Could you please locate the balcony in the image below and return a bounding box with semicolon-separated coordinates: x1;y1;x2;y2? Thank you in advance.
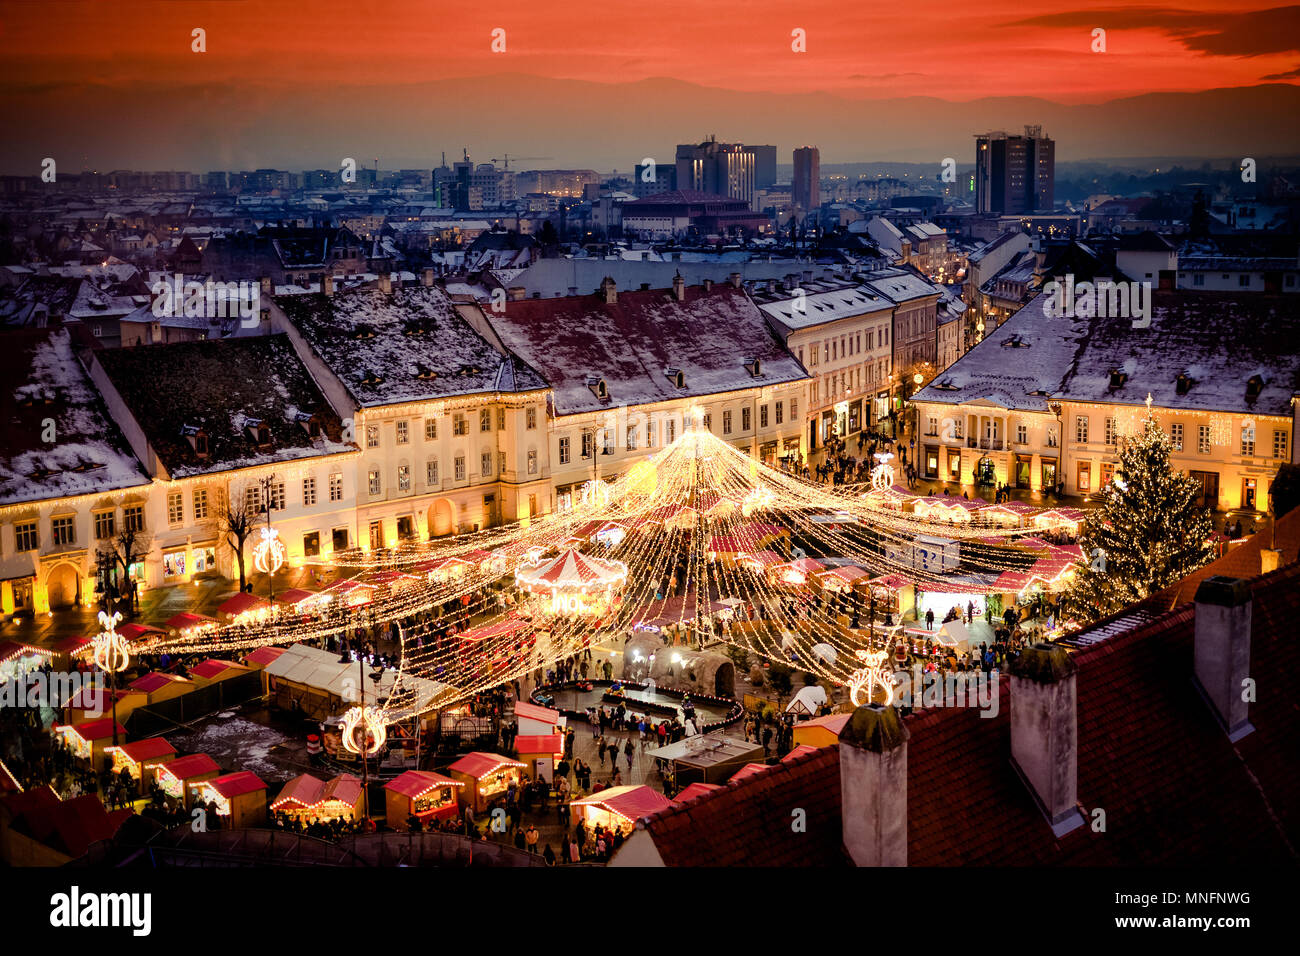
965;437;1005;451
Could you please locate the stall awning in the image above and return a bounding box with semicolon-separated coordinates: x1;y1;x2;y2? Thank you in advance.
107;738;176;764
203;770;267;799
165;611;216;630
448;752;525;778
217;592;272;617
570;784;672;821
384;770;463;798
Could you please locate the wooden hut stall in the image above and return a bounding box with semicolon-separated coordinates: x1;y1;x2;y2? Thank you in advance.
217;591;275;624
272;588;329;618
190;771;267;828
164;611;218;638
867;573;915;618
261;643;403;719
813;564;870;593
1031;507;1087;536
50;636;90;671
447;752;526;814
128;671;195;706
792;712;851;748
384;770;464;829
771;557;824;587
514;735;563;782
243;645;287;696
63;686;146;725
320;578;376;608
978;500;1039;528
568;784;672;833
650;736;764;787
105;738;176;793
149;753;219;808
736;549;785;577
0;641;52;683
270;773;362;824
54;718;127;767
188;658;251;688
514;700;565;737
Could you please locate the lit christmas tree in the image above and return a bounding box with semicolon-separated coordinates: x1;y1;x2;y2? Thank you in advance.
1063;397;1215;625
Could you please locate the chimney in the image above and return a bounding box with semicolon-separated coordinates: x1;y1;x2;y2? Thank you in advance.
600;276;617;304
672;274;686;302
259;276;272;297
323;274;335;297
508;286;526;302
839;704;909;867
702;278;713;293
422;266;435;287
1010;643;1086;837
729;271;742;289
1193;576;1254;741
1260;549;1282;574
379;272;393;295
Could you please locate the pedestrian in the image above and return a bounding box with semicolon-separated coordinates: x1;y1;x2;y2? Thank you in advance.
543;843;556;866
925;608;935;630
596;734;606;767
624;737;635;771
525;825;539;853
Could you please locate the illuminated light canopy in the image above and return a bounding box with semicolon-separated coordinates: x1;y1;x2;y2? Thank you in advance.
252;526;286;576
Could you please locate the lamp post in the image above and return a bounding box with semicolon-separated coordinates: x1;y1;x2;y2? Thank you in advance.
92;610;130;749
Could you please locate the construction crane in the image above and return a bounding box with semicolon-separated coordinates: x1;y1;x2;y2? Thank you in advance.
489;154;553;170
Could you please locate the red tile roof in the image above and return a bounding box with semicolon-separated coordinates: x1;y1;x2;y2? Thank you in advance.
4;791;127;859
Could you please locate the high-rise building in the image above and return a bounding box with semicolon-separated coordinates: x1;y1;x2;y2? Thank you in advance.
747;145;778;190
675;137;756;206
792;146;820;213
974;126;1054;215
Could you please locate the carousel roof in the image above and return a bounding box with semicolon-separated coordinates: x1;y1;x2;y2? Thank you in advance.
516;548;627;590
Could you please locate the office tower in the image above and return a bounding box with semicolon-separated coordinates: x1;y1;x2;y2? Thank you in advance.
675;136;756;205
792;146;820;212
974;126;1055;214
747;145;778;189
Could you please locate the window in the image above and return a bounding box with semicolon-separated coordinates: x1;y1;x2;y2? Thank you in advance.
453;413;468;436
303;532;320;557
603;429;614;456
332;528;349;551
329;473;343;502
581;431;594;459
167;492;183;524
1076;461;1091;493
94;510;116;540
1104;417;1116;446
425;418;437;440
927;416;939;437
427;459;439;485
244;485;261;515
527;449;538;475
775;402;784;425
498;451;506;475
1241;423;1255;457
645;421;655;448
1016;423;1028;445
1170;423;1184;451
723;410;733;434
398;464;411;491
666;419;676;442
558;437;571;465
1075;416;1089;443
760;405;769;428
366;424;380;448
397;516;415;540
790;398;798;420
302;477;317;506
193;489;208;520
742;407;752;431
1198;424;1212;454
369;520;383;551
1193;273;1205;287
15;521;37;552
368;469;382;495
1274;429;1289;461
1239;274;1250;287
1101;462;1115;486
396;420;409;444
123;504;144;532
455;456;466;481
51;515;75;547
269;480;286;511
526;406;537;430
480;409;492;432
497;408;506;430
703;412;712;432
626;426;637;451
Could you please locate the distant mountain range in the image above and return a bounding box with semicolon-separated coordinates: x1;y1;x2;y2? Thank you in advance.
3;73;1298;174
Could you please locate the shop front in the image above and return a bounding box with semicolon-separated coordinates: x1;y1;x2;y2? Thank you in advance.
385;770;464;828
923;444;940;479
448;752;527;814
1040;457;1059;495
847;399;862;435
1014;455;1033;489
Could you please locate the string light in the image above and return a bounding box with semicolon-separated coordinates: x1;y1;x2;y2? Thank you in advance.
252;527;286;576
91;611;130;673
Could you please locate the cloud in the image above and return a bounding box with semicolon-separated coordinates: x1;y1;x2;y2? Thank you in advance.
1262;63;1300;78
1008;5;1300;57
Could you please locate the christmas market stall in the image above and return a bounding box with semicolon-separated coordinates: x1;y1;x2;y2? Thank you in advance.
568;784;672;833
128;671;195;706
189;770;268;828
514;735;564;781
447;752;527;814
63;686;146;725
514;700;565;736
270;772;362;824
384;770;464;828
164;611;218;638
189;658;252;688
0;641;52;682
792;712;851;748
216;591;274;623
148;753;219;808
650;735;764;787
54;718;127;767
104;737;176;793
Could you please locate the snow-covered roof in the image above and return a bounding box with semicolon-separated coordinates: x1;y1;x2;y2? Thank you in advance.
277;284;546;408
483;282;809;416
860;266;942;304
1;328;150;506
755;282;894;332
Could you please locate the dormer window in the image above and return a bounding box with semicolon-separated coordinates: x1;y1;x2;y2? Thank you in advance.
1245;375;1263;402
744;357;762;378
1175;373;1193;396
1108;369;1127;389
352;324;377;340
414;364;438;380
195;432;209;457
256;425;271;449
360;371;384;386
664;367;685;389
587;376;609;401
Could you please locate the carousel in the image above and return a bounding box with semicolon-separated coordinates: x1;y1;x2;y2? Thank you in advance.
514;548;628;618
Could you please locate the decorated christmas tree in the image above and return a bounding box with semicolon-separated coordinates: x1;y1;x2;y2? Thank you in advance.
1063;398;1215;625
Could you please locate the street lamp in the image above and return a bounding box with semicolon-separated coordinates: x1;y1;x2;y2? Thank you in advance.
91;610;130;748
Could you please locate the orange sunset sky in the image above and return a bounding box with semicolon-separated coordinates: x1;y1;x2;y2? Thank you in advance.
2;1;1298;170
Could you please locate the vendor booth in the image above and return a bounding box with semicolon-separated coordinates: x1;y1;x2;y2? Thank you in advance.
105;737;176;793
568;784;672;833
190;771;268;828
128;671;194;706
650;736;764;787
514;734;564;781
216;591;274;623
164;611;217;637
447;752;526;813
0;641;53;682
792;712;851;748
149;753;219;807
384;770;464;828
271;773;362;824
514;700;565;736
189;658;252;687
64;686;146;725
54;718;126;766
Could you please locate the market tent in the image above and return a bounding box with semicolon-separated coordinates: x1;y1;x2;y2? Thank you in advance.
938;620;972;653
117;623;166;641
810;643;837;664
569;784;672;827
217;592;272;618
164;611;216;631
785;684;828;716
737;549;785;573
814;564;870;590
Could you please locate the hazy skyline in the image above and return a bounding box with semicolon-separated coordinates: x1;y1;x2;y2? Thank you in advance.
2;1;1298;173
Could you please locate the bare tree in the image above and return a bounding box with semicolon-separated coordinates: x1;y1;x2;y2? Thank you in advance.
216;483;256;592
98;525;152;614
